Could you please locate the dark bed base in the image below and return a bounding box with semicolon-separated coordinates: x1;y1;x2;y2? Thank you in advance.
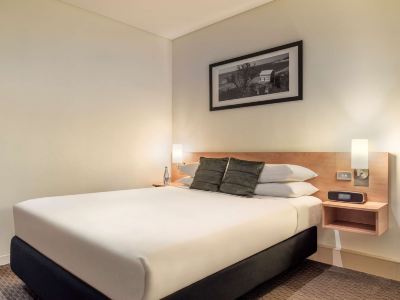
11;226;316;300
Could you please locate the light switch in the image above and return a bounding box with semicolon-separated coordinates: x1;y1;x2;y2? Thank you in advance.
337;171;352;181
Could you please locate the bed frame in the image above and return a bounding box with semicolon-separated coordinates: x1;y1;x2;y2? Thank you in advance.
11;227;316;300
14;150;387;299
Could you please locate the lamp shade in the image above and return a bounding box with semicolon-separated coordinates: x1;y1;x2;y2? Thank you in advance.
351;139;368;169
172;144;183;164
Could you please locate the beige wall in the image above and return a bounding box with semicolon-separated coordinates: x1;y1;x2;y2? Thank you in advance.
0;0;171;264
173;0;400;261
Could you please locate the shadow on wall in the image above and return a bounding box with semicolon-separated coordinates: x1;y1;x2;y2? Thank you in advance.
387;153;400;258
389;154;399;227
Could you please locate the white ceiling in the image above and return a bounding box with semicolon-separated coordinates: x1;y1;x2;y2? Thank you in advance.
60;0;275;39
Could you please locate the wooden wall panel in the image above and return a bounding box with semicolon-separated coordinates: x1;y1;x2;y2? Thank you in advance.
172;152;389;203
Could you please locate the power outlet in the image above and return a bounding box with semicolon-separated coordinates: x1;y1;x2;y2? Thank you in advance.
337;171;352;181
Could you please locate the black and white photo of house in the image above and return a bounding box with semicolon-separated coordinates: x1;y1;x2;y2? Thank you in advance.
218;53;289;101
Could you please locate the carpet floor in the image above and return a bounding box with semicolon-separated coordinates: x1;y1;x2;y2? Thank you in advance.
1;260;400;300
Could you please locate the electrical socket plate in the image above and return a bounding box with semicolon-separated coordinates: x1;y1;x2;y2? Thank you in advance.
337;171;352;181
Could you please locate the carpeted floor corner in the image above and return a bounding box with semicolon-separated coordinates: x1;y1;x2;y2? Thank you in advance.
0;264;34;300
1;260;400;300
240;260;400;299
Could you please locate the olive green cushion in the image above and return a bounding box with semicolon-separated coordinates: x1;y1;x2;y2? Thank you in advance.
219;158;265;197
190;157;229;192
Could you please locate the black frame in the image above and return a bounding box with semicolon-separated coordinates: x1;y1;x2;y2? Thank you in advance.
209;41;303;111
11;227;316;300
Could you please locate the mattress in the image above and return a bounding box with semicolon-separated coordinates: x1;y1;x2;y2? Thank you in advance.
13;187;321;300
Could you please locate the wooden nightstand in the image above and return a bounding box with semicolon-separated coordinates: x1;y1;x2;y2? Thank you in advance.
152;182;183;188
322;200;388;235
152;183;166;187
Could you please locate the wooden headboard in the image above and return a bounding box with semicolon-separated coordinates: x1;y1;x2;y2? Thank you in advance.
172;152;389;203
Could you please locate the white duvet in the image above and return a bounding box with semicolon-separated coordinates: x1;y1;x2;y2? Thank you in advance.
13;186;321;300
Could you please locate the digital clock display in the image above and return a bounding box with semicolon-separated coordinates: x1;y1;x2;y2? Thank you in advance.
338;193;351;200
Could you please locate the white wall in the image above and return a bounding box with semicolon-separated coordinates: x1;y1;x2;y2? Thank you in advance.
173;0;400;261
0;0;171;264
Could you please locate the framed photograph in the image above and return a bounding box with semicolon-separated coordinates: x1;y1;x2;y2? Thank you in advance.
209;41;303;111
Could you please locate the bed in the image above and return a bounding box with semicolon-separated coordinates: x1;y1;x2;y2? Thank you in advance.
11;186;320;300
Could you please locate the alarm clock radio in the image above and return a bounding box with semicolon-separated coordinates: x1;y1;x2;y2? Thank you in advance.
328;191;367;204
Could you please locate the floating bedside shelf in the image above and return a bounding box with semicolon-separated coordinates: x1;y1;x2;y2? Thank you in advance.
323;201;387;210
322;201;388;235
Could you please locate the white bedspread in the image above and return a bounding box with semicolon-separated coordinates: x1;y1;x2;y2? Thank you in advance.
13;187;321;300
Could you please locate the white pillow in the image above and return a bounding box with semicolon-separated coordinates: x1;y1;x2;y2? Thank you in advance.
177;176;194;186
254;182;318;198
258;164;317;183
179;163;199;177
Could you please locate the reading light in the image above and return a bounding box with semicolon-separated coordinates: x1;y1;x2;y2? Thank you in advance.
172;144;183;165
351;139;369;186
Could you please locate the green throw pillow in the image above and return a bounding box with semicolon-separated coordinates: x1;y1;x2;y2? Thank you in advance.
190;157;229;192
219;158;265;197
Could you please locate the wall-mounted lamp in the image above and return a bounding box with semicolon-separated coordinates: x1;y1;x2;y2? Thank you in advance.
351;139;369;187
172;144;183;165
